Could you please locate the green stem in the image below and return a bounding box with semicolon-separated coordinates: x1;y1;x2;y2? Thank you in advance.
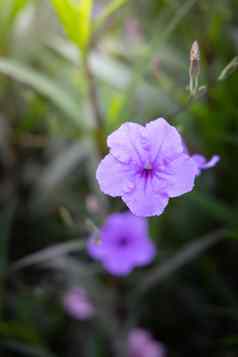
83;55;106;157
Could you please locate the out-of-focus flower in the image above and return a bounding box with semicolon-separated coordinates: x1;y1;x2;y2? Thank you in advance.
128;328;166;357
86;194;100;214
125;17;143;43
87;212;155;276
182;142;220;175
63;288;94;320
96;118;197;217
192;154;220;175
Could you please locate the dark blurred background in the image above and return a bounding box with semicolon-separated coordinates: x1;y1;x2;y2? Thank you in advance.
0;0;238;356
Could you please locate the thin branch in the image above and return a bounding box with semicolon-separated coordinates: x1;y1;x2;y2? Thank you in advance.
84;59;103;129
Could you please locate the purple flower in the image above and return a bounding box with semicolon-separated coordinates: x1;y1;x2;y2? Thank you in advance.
182;142;220;176
87;212;155;276
128;328;166;357
96;118;197;217
191;154;220;175
63;288;94;320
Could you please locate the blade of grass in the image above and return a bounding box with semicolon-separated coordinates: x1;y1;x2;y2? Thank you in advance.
0;58;81;126
33;141;89;201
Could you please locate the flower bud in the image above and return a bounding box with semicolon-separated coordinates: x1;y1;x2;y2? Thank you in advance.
189;41;200;95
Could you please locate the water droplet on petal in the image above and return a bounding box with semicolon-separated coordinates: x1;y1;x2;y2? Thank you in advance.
123;181;135;193
152;177;168;194
111;147;131;164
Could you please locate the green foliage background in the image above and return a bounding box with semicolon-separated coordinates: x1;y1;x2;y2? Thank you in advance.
0;0;238;356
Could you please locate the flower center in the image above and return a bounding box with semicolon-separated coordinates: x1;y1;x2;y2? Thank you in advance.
144;162;152;170
117;236;130;247
141;161;154;178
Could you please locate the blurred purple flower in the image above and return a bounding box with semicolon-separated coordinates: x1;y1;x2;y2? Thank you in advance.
128;328;166;357
182;142;220;175
191;154;220;175
87;212;155;276
63;288;94;320
96;118;197;217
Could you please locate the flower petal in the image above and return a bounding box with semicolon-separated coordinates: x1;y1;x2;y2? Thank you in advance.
103;253;134;276
115;211;149;238
133;237;156;265
192;154;220;169
191;154;206;167
145;118;183;162
122;175;169;217
107;122;145;165
203;155;220;168
87;234;107;260
163;153;197;197
96;153;135;197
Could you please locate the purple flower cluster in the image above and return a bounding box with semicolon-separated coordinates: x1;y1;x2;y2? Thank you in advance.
128;328;166;357
63;288;94;320
96;118;219;217
87;212;155;276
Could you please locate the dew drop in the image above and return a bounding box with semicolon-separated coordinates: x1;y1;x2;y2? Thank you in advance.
111;147;131;164
123;181;135;193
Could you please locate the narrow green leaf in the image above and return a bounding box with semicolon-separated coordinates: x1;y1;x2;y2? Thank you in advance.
0;0;30;33
50;0;93;52
136;228;228;296
0;0;31;49
10;239;85;272
218;56;238;81
50;0;80;45
95;0;129;30
0;58;81;125
77;0;93;51
7;0;30;21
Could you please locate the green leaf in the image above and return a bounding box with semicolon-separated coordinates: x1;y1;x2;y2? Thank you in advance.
0;58;81;126
0;0;31;34
6;0;30;21
95;0;129;30
77;0;93;51
50;0;93;52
